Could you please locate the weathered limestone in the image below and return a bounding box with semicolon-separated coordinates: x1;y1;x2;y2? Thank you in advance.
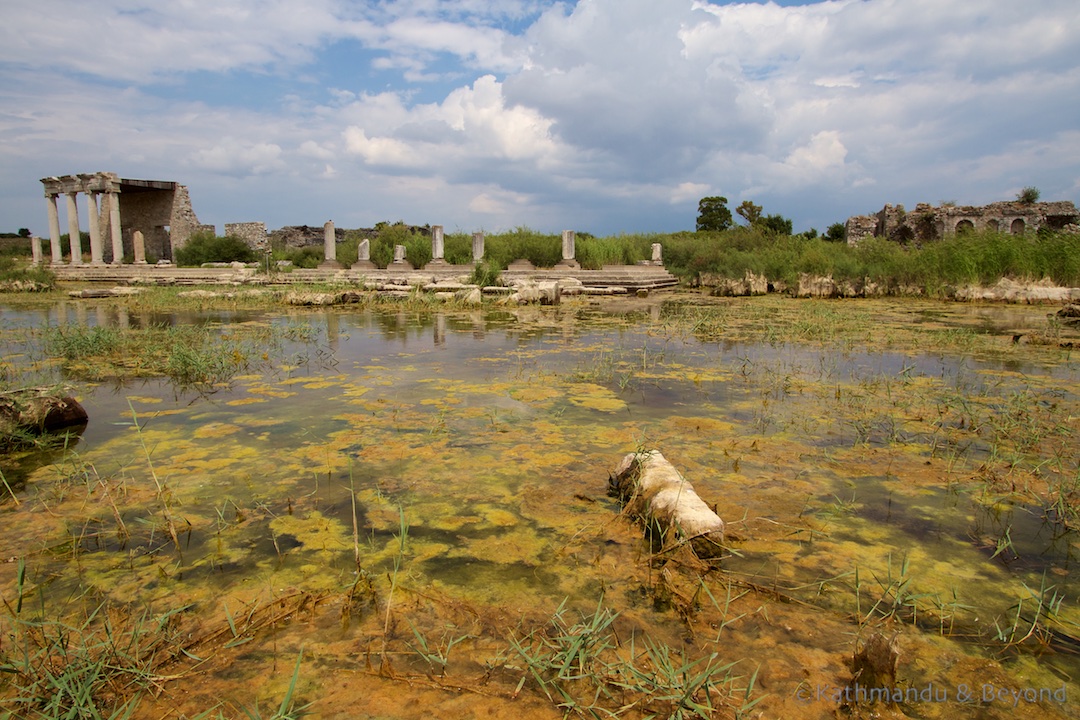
846;200;1080;247
609;450;725;558
133;230;147;265
651;243;663;264
42;172;204;264
65;192;82;265
86;192;104;265
30;236;43;266
559;230;579;268
392;244;411;268
108;192;123;264
472;232;485;263
44;194;62;264
320;220;342;268
428;225;446;265
354;238;376;269
504;279;561;305
224;222;268;251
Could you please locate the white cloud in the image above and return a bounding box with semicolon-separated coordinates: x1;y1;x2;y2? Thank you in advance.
670;183;710;205
191;139;285;176
2;0;1079;237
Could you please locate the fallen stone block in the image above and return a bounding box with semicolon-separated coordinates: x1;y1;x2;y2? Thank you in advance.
608;450;725;558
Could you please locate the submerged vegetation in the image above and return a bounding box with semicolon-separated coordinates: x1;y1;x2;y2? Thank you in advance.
1;291;1079;718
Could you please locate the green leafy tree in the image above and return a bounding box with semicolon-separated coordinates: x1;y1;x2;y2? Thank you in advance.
824;222;847;242
17;228;30;238
759;213;793;236
696;196;733;232
736;200;762;226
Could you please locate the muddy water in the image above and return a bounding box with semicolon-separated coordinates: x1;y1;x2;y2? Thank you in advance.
2;298;1080;719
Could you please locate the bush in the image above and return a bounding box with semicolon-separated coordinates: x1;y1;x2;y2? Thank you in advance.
175;232;257;266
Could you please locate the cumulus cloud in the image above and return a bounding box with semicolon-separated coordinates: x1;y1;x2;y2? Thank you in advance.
191;139;285;176
2;0;1078;236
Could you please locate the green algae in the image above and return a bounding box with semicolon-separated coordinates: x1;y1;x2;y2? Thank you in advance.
2;298;1080;719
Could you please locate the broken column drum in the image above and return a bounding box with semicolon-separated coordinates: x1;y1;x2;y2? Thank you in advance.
609;450;725;557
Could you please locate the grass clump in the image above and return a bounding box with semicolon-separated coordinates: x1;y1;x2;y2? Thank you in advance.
0;580;184;720
41;323;271;388
0;256;55;292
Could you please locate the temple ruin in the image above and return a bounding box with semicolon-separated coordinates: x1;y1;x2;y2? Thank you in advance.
40;172;210;265
845;200;1080;246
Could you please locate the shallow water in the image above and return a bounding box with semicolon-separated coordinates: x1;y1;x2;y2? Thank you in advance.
2;297;1080;718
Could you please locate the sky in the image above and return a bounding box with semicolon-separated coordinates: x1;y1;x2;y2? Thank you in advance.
1;0;1078;237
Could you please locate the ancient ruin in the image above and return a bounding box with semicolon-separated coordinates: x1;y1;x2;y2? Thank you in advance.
40;172;210;264
845;200;1080;246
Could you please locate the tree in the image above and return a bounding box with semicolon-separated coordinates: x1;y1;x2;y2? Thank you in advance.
759;213;793;236
17;228;30;238
736;200;762;226
824;222;847;242
696;196;733;232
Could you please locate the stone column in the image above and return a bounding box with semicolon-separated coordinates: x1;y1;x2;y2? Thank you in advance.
651;243;663;265
559;230;579;268
108;192;124;264
319;220;342;268
45;194;63;264
472;232;485;263
86;192;105;265
65;192;82;265
31;236;43;266
354;238;375;269
430;225;445;263
393;245;407;264
133;230;147;264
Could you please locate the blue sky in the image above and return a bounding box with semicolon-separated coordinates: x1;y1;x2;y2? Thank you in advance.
2;0;1078;237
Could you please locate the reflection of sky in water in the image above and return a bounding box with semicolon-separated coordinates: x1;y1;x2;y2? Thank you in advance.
5;303;1080;702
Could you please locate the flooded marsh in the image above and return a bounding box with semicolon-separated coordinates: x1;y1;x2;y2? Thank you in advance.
2;293;1080;719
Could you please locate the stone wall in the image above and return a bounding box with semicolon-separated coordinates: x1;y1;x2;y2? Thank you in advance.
846;200;1080;247
225;222;269;250
268;225;345;249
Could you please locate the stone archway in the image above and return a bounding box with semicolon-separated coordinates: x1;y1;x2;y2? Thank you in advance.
955;219;975;234
1010;218;1026;235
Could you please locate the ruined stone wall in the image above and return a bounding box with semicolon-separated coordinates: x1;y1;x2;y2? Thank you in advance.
120;191;176;262
168;185;202;255
267;224;430;249
846;200;1080;246
268;225;344;249
225;222;269;250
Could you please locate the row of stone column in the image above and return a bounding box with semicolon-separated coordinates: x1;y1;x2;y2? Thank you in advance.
39;191;146;266
31;226;147;267
318;222;663;268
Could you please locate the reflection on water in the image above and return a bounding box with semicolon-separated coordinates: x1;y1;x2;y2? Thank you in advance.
2;298;1080;718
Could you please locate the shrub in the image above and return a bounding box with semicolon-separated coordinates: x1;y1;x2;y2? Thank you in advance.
175;232;257;266
1017;186;1040;204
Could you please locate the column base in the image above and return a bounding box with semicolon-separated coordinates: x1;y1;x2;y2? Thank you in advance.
318;260;344;269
